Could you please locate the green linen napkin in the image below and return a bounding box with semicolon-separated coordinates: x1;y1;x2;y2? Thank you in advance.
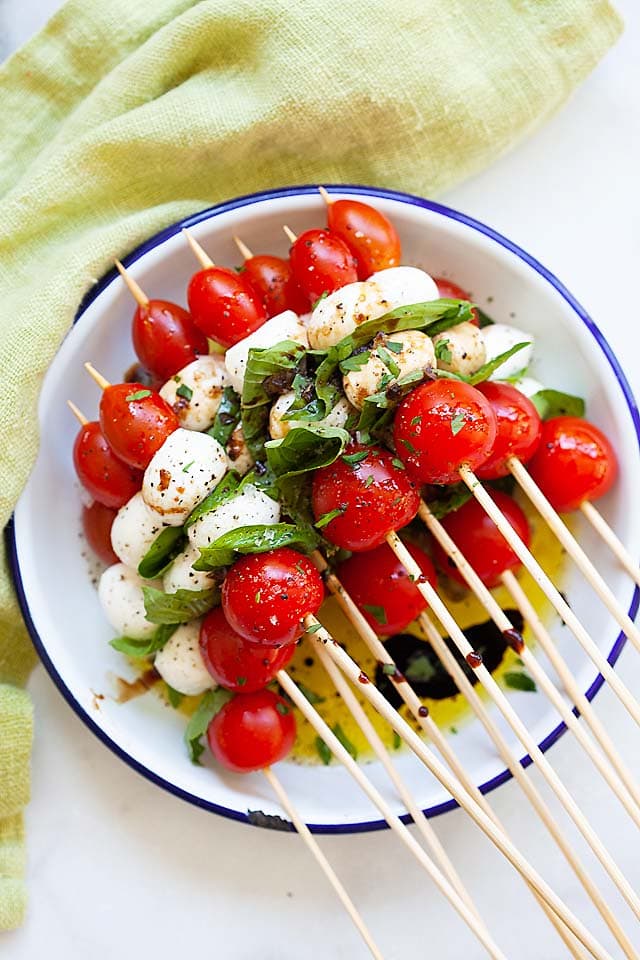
0;0;622;930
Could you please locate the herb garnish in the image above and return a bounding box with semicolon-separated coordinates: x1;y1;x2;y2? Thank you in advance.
126;389;152;401
363;603;388;625
176;383;193;401
450;411;466;436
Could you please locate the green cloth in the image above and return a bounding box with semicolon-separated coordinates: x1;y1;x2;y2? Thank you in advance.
0;0;622;930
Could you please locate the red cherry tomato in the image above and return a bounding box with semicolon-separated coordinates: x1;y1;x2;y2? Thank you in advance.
475;382;542;480
132;299;208;382
433;490;530;588
207;689;296;772
73;421;142;508
222;548;324;647
311;444;420;552
289;229;358;304
393;380;497;485
187;267;266;347
528;417;618;513
337;541;437;636
325;199;401;279
199;607;295;693
433;277;479;326
241;255;309;317
81;501;119;565
99;383;179;470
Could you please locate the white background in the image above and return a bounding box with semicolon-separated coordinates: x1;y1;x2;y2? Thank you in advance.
3;2;640;958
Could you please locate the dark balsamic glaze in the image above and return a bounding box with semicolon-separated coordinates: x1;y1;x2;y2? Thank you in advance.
115;667;160;703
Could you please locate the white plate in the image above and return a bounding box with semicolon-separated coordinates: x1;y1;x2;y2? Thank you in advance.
9;185;640;832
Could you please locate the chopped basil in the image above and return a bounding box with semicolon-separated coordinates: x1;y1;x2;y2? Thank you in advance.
137;526;186;579
466;342;530;386
275;701;290;716
333;723;358;761
195;522;319;570
242;340;307;459
376;344;400;377
311;291;328;310
385;341;403;354
342;450;369;466
503;671;537;692
434;338;453;364
207;386;241;447
176;383;193;401
185;688;232;764
266;424;349;525
530;389;586;420
182;460;195;473
391;458;405;471
315;737;332;765
476;307;495;328
236;676;247;687
126;389;152;401
382;663;396;676
110;623;177;659
314;507;346;530
424;482;472;519
142;585;220;624
296;682;325;704
392;731;402;750
363;603;388;626
339;351;371;373
166;683;184;708
305;622;323;635
450;411;466;436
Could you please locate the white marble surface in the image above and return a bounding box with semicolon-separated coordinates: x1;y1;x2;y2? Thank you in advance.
3;2;640;957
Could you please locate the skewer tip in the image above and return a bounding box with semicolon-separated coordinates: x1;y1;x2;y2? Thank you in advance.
67;400;89;426
318;186;333;206
84;362;111;391
282;224;297;245
181;228;215;270
233;235;254;261
114;259;149;308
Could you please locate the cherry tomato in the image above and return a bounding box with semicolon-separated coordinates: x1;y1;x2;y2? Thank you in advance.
337;541;437;635
311;444;420;552
81;501;119;565
289;229;358;304
241;255;309;317
325;199;401;278
394;380;497;485
433;490;530;588
199;607;295;693
433;277;479;326
187;267;266;347
99;383;179;470
475;382;542;480
222;548;324;647
73;421;142;508
132;299;208;382
528;416;618;513
207;689;296;772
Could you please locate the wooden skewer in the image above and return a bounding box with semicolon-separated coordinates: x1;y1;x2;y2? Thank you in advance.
580;499;640;586
277;670;508;960
233;236;254;260
419;499;640;827
84;362;111;391
67;400;88;426
262;766;384;960
458;465;640;728
182;228;215;269
300;623;613;960
114;259;149;308
386;531;640;922
314;640;482;924
508;456;640;657
283;225;297;245
318;185;333;206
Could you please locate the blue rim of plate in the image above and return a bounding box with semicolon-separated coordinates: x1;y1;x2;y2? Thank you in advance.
7;183;640;834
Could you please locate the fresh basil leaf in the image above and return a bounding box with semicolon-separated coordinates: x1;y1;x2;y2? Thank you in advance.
166;683;184;708
176;383;193;401
184;472;240;529
110;623;177;659
194;522;319;570
530;389;586;421
126;389;152;401
296;682;325;705
450;411;466;436
265;424;349;525
475;307;495;328
362;603;387;626
424;482;472;519
339;351;371;373
434;338;453;363
332;723;358;761
137;527;186;579
503;670;537;692
185;688;232;764
404;652;437;684
242;340;307;460
142;585;220;624
467;342;530;386
207;386;241;447
314;507;346;530
315;737;332;765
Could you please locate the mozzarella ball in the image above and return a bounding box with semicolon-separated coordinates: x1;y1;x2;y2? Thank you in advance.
188;484;281;549
269;392;355;439
154;621;214;696
369;266;439;309
159;356;229;432
506;375;544;399
343;331;435;410
224;311;308;395
481;323;534;381
432;321;486;378
111;491;167;569
226;422;253;476
98;563;160;640
142;429;227;526
162;545;216;594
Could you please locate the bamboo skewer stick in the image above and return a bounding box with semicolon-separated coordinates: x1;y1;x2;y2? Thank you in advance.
233;236;254;260
283;225;297;244
418;499;640;826
508;456;640;656
277;671;509;960
114;259;149;308
182;228;215;269
262;766;385;960
458;466;640;727
580;500;640;586
386;531;640;922
318;185;333;206
299;623;613;960
67;400;89;426
84;362;110;391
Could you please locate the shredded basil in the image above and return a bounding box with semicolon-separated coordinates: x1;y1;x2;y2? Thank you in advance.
137;527;186;579
242;340;307;459
503;671;537;692
185;688;232;764
207;386;241;447
194;522;319;570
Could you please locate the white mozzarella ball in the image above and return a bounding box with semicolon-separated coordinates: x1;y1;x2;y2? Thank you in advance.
224;311;308;395
432;321;486;378
142;429;227;527
322;396;356;430
159;356;229;432
111;491;167;569
481;323;534;381
162;545;216;594
505;375;544;399
369;266;439;309
188;484;281;549
343;330;435;410
98;563;160;640
226;422;254;476
269;392;355;439
154;621;214;696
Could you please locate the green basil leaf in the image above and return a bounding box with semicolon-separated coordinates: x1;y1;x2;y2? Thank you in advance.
467;342;531;385
184;472;241;529
185;688;232;764
315;736;332;765
530;389;586;421
195;522;319;570
332;723;358;761
110;623;177;658
362;603;387;626
142;586;220;624
207;386;241;447
503;671;537;692
166;683;184;708
475;307;495;329
265;424;349;525
241;340;307;460
137;527;186;579
296;682;326;705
